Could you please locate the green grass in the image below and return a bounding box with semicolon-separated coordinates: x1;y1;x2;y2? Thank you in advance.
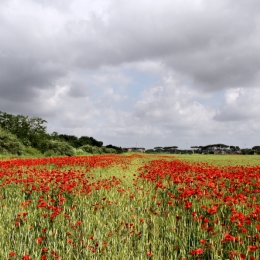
173;154;260;166
1;153;260;259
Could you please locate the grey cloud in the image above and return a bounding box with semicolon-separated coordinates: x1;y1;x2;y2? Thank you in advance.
0;56;66;101
0;10;68;103
213;88;260;122
213;110;252;122
28;0;74;11
133;80;215;131
1;0;260;149
62;0;260;92
67;80;91;98
1;0;260;106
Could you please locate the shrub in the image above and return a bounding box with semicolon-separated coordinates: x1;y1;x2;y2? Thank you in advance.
103;147;117;154
145;149;156;154
74;148;87;155
105;144;124;153
91;146;103;154
45;140;75;156
80;145;117;154
80;145;93;153
0;127;23;155
44;150;57;157
23;146;42;156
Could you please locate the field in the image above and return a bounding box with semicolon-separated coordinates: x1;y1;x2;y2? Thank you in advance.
1;154;260;259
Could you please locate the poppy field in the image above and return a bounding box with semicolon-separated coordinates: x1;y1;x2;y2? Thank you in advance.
1;154;260;259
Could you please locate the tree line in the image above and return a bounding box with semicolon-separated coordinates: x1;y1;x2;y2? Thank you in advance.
146;144;260;155
0;111;125;156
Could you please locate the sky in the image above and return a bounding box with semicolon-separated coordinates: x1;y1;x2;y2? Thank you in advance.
0;0;260;149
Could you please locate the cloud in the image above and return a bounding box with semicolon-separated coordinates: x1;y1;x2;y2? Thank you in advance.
1;0;260;149
62;0;260;92
134;76;215;129
213;88;260;122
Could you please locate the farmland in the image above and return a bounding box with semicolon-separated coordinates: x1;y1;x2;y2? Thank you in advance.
1;154;260;259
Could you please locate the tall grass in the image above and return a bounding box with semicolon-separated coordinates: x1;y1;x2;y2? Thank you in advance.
0;154;260;259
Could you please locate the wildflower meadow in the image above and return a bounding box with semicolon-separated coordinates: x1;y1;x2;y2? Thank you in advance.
1;154;260;259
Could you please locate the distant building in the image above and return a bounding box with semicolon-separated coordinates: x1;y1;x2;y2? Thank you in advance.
127;147;146;153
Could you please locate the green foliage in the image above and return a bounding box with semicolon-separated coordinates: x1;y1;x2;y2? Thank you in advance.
91;146;103;154
79;144;93;153
230;146;240;151
0;127;23;155
74;148;86;155
80;145;103;154
0;110;121;157
252;146;260;155
58;134;80;148
106;144;125;153
148;146;178;154
241;149;253;155
0;111;47;150
79;145;118;154
103;147;117;154
79;136;103;147
201;143;229;150
145;149;156;154
44;150;57;157
44;140;75;156
23;146;42;156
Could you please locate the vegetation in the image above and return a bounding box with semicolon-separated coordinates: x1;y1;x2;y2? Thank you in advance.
1;154;260;259
0;111;120;157
44;140;75;157
1;110;259;157
147;146;178;154
0;127;23;155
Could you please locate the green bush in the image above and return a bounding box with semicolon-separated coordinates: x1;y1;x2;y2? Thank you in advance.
0;127;23;155
80;144;93;153
79;145;119;154
91;146;103;154
103;147;117;154
145;149;156;154
23;146;42;156
74;148;87;156
44;150;57;157
45;140;75;156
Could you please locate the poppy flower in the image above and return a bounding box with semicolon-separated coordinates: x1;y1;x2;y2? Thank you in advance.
190;248;204;255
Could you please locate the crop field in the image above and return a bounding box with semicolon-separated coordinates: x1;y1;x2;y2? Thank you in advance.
1;154;260;259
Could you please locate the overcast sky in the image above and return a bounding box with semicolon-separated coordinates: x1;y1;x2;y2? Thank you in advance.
1;0;260;149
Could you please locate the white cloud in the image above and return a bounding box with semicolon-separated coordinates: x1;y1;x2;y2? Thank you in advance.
214;87;260;121
1;0;260;149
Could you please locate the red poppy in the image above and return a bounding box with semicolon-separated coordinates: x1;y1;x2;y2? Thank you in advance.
248;245;258;252
190;248;204;255
36;237;42;243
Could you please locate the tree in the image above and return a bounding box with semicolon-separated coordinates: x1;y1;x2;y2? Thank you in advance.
58;134;80;148
230;146;240;152
252;146;260;155
106;144;124;153
163;146;178;153
145;149;156;154
0;111;47;149
78;136;103;147
44;140;75;156
51;132;59;140
0;127;23;155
